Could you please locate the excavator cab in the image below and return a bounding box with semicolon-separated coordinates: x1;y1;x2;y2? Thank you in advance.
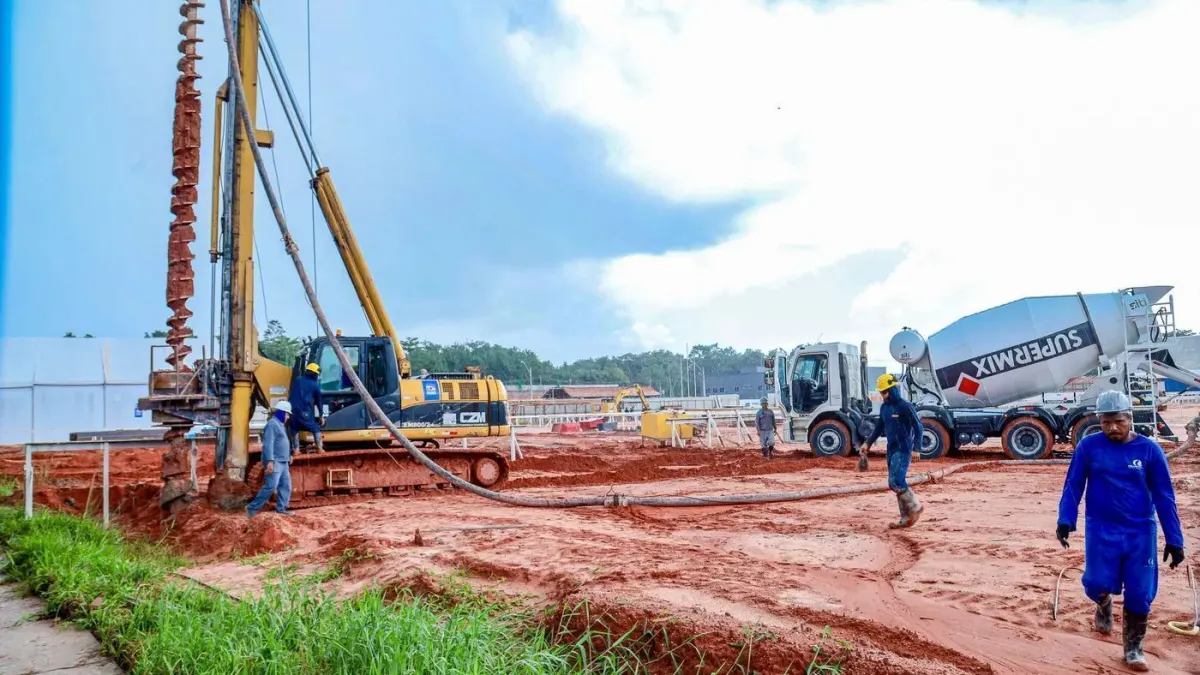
295;336;399;430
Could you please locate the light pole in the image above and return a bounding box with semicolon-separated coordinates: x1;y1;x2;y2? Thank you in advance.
518;360;533;395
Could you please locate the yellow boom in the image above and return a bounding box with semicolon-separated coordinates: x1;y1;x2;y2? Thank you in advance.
310;167;411;378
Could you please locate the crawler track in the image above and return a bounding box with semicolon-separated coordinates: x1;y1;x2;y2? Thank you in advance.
264;446;511;510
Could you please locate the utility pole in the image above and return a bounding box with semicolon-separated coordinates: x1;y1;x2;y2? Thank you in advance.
519;360;532;394
680;344;686;399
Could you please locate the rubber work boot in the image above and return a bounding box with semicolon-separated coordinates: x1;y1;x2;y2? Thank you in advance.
888;492;909;529
1123;608;1150;672
890;489;925;528
1094;594;1113;634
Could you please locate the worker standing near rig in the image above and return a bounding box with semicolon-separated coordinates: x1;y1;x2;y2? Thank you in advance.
1056;390;1185;672
756;397;778;458
247;401;294;517
859;374;924;528
288;363;325;453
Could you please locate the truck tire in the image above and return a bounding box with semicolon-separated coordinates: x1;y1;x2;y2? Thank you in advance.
809;419;851;457
1070;415;1101;448
918;418;950;460
1001;417;1054;460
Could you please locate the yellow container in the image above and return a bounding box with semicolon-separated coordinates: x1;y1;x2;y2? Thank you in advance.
640;410;694;442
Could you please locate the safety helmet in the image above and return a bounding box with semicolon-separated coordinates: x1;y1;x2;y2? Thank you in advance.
876;373;899;392
273;400;293;414
760;397;769;405
1095;390;1132;415
305;363;320;375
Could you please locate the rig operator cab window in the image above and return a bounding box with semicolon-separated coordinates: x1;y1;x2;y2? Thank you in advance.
301;338;396;422
790;353;829;414
316;344;360;393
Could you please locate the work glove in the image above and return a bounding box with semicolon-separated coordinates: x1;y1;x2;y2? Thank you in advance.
1056;524;1071;549
856;444;869;472
1163;544;1185;569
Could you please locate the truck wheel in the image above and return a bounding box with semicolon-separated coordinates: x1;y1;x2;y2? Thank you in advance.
918;419;950;460
809;419;851;457
1001;417;1054;460
1070;415;1101;448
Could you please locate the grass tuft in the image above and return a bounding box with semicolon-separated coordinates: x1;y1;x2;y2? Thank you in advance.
0;477;18;499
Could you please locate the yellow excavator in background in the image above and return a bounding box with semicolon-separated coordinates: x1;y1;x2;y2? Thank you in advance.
599;384;652;414
140;0;510;512
597;384;694;444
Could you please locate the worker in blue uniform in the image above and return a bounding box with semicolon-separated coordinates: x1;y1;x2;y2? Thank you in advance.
859;374;924;528
1057;390;1185;672
247;400;294;517
288;362;325;453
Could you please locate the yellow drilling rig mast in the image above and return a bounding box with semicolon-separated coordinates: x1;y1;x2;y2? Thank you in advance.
140;0;511;514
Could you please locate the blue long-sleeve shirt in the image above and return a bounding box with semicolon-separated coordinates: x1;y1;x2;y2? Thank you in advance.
865;388;920;453
288;372;324;422
1057;432;1184;547
260;416;292;465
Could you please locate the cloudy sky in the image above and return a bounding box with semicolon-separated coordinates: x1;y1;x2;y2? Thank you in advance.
3;0;1198;365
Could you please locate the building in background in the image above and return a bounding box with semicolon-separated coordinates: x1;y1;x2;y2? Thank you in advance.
541;384;662;400
0;338;170;444
704;367;768;401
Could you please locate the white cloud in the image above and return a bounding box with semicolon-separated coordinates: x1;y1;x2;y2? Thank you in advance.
506;0;1200;364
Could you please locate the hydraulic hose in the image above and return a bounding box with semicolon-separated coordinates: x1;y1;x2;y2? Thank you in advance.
216;0;1185;510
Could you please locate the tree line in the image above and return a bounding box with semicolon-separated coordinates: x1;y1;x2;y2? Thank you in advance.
72;322;1199;395
249;320;770;394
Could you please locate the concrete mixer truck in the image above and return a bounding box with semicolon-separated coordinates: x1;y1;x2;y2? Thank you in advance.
765;285;1200;461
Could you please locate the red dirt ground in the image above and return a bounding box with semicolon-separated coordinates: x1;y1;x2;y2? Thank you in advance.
3;407;1199;674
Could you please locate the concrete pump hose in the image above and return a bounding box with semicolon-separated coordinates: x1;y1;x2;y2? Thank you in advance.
216;0;1178;510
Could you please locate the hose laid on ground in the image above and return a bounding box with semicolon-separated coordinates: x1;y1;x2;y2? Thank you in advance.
1052;566;1082;621
215;0;1181;510
1166;564;1199;637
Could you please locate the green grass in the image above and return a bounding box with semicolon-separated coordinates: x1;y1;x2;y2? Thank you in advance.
0;508;649;674
0;507;848;674
0;477;18;498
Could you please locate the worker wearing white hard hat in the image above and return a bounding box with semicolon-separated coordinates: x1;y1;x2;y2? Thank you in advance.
247;399;295;517
1057;390;1185;671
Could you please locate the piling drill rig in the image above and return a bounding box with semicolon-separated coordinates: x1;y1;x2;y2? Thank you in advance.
140;0;511;514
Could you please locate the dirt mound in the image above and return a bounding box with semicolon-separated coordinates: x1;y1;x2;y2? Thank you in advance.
315;531;390;562
162;508;300;560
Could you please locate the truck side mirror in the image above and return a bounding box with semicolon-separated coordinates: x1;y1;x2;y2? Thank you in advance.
764;357;775;369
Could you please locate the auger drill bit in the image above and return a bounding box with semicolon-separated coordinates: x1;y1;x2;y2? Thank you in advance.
162;0;205;516
166;0;205;370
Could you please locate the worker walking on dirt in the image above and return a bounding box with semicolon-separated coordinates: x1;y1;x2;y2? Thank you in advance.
756;397;778;458
247;400;294;517
288;363;325;453
859;374;924;528
1056;390;1185;672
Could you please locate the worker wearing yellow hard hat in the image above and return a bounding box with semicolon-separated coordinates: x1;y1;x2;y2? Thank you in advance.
858;372;925;529
287;361;326;453
875;373;898;392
